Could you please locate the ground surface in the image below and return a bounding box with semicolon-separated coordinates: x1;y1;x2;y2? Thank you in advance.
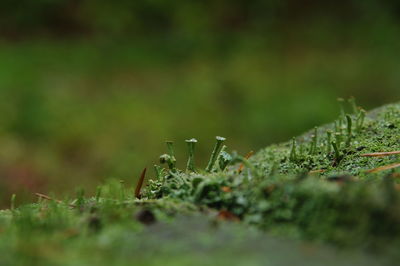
0;101;399;265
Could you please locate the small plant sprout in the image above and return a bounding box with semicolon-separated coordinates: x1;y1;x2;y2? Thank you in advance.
335;132;342;149
345;114;353;147
154;164;164;180
95;186;102;202
166;141;175;156
135;168;147;199
10;194;16;210
299;142;304;157
165;141;176;169
206;136;226;172
326;130;332;154
159;154;176;171
290;137;298;162
185;138;198;172
218;145;233;171
309;127;318;155
356;109;366;132
331;141;342;162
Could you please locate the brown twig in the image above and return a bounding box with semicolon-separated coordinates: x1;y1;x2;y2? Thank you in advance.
366;163;400;173
238;151;254;173
309;169;326;174
35;193;76;208
135;168;147;199
361;151;400;157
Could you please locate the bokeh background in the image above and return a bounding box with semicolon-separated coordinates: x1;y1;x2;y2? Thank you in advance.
1;0;400;206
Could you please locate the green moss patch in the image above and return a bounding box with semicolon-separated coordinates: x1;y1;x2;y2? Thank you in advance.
1;101;399;265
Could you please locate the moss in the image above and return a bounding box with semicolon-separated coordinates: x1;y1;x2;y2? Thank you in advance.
145;101;400;249
1;101;399;265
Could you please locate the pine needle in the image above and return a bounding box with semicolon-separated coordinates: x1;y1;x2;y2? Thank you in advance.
366;163;400;173
309;169;325;174
35;193;76;208
361;151;400;157
135;168;147;199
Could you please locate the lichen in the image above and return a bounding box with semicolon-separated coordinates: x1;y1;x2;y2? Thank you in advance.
1;101;399;265
145;101;400;249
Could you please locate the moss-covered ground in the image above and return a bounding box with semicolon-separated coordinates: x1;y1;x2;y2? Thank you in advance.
1;101;399;265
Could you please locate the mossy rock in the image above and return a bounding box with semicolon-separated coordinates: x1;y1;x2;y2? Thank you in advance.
1;101;399;265
145;101;400;252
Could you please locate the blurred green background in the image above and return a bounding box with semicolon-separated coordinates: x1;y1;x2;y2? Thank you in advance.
1;0;400;206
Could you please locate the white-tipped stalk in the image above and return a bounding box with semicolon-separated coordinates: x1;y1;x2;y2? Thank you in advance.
206;136;226;172
165;141;176;169
185;138;198;172
159;154;176;171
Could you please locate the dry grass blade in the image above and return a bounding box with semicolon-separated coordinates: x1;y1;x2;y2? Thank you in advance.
309;169;326;174
361;151;400;157
366;163;400;173
238;151;254;173
35;193;76;208
36;192;56;201
135;168;147;199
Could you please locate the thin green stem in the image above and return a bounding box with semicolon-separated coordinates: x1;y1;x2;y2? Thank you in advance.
356;109;366;132
165;141;176;169
95;186;102;202
290;137;297;162
309;127;318;155
10;194;16;211
217;145;232;171
185;138;197;172
206;136;226;172
159;154;176;171
331;141;341;161
326;130;332;154
335;132;342;149
346;115;352;147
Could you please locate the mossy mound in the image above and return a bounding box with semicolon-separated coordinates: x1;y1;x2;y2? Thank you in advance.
1;101;399;265
144;101;400;251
